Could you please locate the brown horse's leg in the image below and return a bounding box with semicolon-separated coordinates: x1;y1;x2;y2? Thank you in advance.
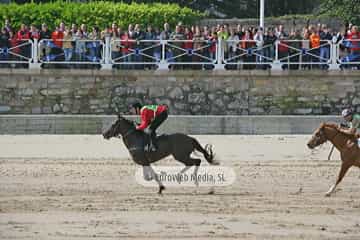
325;162;352;197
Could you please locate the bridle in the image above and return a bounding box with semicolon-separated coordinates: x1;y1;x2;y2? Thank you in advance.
113;119;137;139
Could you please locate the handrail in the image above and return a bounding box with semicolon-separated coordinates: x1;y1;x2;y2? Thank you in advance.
0;37;359;70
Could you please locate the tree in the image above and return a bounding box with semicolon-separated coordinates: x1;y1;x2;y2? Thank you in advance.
320;0;360;25
3;0;322;18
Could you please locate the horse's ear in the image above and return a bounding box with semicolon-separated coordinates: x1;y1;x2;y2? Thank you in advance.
320;122;325;129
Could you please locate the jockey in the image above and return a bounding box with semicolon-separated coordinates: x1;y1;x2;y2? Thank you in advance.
340;108;360;146
131;102;169;152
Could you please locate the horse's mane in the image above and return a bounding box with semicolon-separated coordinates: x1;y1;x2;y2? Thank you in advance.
322;122;359;140
119;116;136;129
322;122;338;129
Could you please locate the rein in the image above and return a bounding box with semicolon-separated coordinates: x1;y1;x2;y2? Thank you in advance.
122;128;136;138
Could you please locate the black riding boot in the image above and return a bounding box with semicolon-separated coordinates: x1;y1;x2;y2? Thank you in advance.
149;130;157;152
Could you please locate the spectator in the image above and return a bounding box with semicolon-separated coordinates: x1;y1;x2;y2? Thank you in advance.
39;23;51;60
50;27;65;64
319;25;332;69
71;24;78;35
207;31;217;69
51;27;64;48
62;29;73;61
217;25;229;59
101;26;111;40
110;23;118;37
128;24;135;39
277;25;289;68
309;26;321;65
347;25;360;54
59;22;66;32
288;29;302;70
227;27;239;68
74;29;86;61
110;27;121;63
263;28;277;66
144;25;157;67
4;19;12;33
241;29;254;69
88;26;101;61
29;24;39;41
183;26;193;66
120;31;132;66
236;24;244;39
0;27;10;62
17;24;30;40
275;25;288;39
134;24;145;67
192;26;204;68
17;24;30;60
8;31;20;62
301;27;311;69
39;23;51;40
80;23;88;38
254;28;264;68
170;25;185;65
160;23;171;40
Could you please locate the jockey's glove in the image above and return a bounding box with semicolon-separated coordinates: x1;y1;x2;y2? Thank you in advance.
144;128;152;135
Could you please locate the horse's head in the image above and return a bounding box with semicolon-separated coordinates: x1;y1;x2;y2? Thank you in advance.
307;122;329;149
103;115;135;140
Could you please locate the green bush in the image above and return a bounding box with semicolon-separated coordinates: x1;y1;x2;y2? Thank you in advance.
0;1;204;30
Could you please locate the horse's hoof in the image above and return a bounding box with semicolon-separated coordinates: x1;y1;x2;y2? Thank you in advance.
325;192;331;197
158;186;165;194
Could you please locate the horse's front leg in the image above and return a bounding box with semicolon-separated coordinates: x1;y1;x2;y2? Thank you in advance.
147;165;165;194
143;165;153;181
325;161;351;197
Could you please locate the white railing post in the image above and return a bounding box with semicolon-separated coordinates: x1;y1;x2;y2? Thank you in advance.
101;36;112;70
271;40;282;71
29;39;41;69
157;39;169;71
328;41;339;70
214;39;225;70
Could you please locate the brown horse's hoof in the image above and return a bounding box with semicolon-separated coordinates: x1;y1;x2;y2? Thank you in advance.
158;186;165;194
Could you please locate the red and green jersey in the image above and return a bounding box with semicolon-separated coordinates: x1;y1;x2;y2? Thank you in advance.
136;105;167;130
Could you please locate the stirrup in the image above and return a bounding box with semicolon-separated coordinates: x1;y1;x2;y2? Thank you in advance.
149;143;157;152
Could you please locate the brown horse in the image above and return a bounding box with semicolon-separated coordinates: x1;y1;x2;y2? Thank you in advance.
307;122;360;196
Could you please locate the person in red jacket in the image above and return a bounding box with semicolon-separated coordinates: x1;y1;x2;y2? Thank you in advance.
347;25;360;54
131;102;169;152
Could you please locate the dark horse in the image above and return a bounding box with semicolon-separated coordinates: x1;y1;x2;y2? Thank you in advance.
103;115;219;194
307;122;360;196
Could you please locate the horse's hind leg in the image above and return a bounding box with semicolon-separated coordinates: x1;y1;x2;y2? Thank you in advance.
325;162;351;197
175;155;201;186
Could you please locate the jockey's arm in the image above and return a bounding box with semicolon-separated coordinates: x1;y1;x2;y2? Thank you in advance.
136;110;149;130
338;126;357;136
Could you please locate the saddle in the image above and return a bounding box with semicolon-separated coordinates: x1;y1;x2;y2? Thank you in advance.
143;133;168;152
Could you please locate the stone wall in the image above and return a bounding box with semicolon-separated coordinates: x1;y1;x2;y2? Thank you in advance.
0;115;341;135
0;69;359;115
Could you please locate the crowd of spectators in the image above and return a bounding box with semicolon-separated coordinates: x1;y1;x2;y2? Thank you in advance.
0;18;360;69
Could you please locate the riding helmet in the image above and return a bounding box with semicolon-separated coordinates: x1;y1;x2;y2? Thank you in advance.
341;108;353;118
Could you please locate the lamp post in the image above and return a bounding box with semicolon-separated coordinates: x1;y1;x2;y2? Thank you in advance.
260;0;265;28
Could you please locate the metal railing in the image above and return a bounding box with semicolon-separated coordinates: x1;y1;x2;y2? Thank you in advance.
0;39;33;65
336;39;360;69
38;39;104;65
0;37;359;70
222;40;274;69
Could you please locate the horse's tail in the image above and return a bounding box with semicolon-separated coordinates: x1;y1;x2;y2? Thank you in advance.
193;139;219;165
